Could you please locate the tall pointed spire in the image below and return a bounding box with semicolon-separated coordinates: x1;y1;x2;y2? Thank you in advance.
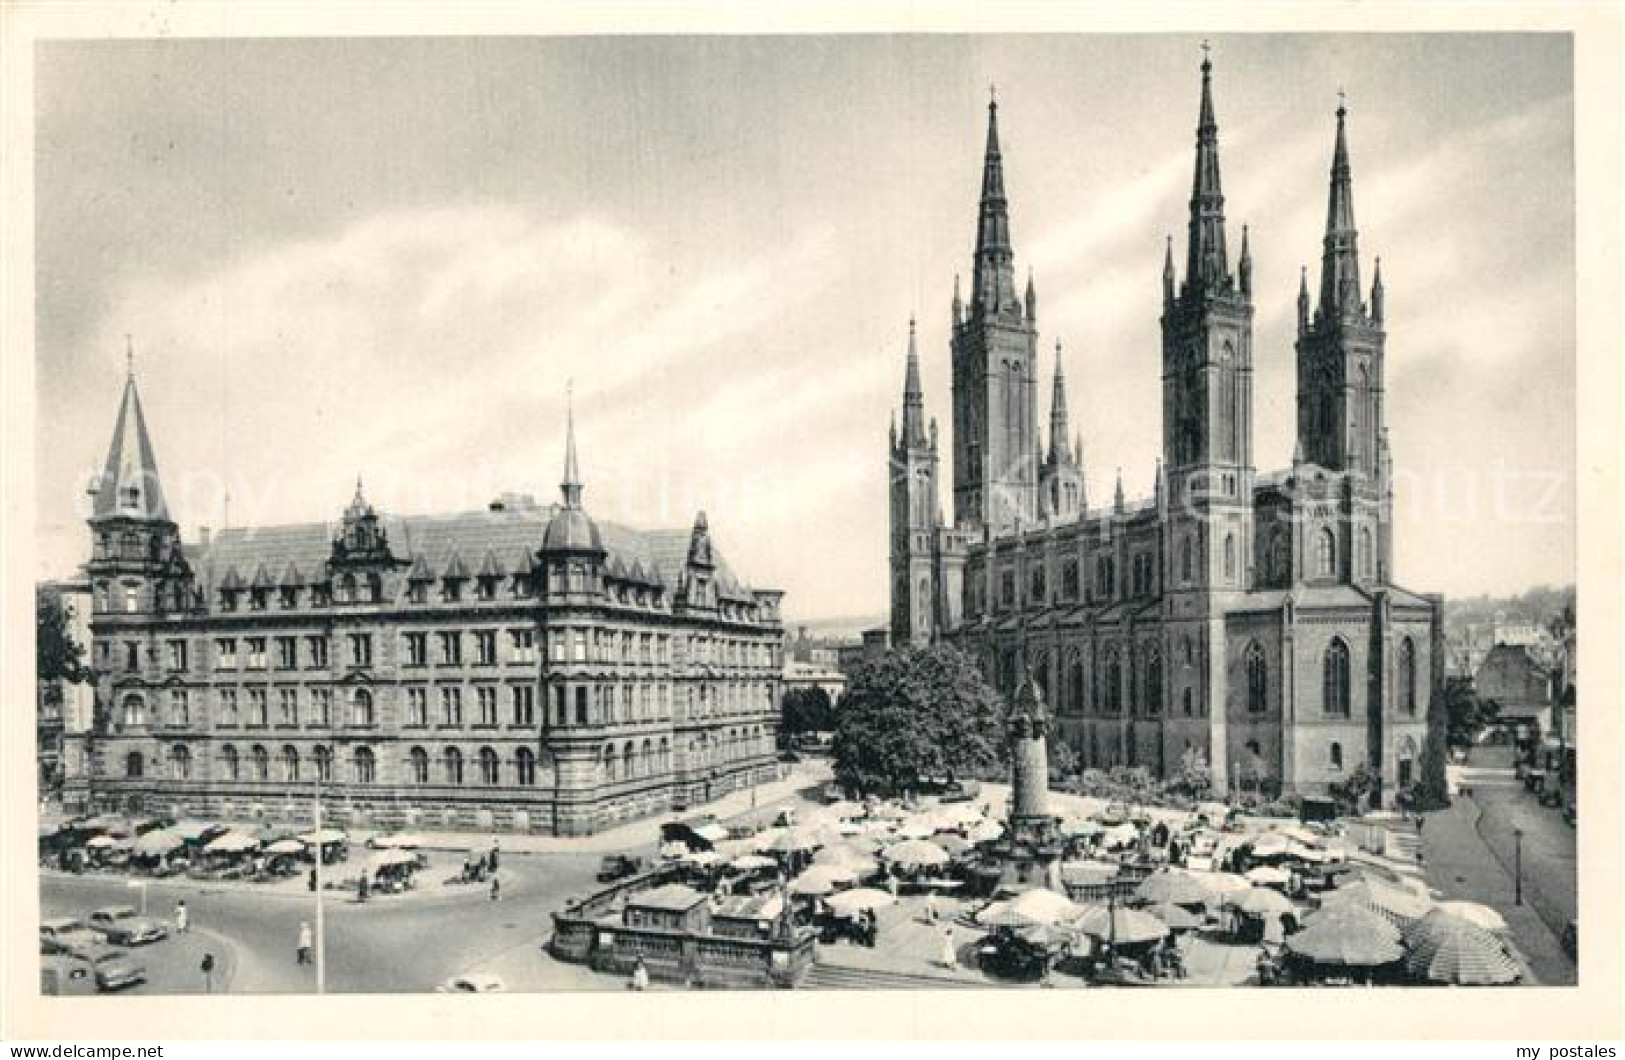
1162;234;1176;306
92;353;171;521
1113;467;1126;514
951;273;963;325
1318;92;1362;318
1371;256;1385;324
1238;224;1252;298
900;316;928;448
971;88;1018;317
1297;265;1310;335
561;382;583;509
1047;341;1071;466
1185;42;1230;295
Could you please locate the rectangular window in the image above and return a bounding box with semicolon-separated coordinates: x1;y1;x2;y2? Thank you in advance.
474;630;497;666
125;641;140;671
348;633;372;668
279;586;298;610
441;687;462;727
511;685;535;727
477;686;498;726
999;571;1015;610
509;628;537;664
276;636;298;670
279;688;298;725
408;582;427;605
170;689;189;726
549;631;566;663
219;688;239;726
311;688;332;727
572;631;588;662
167;639;189;672
250;588;268;611
442;579;462;603
306;636;329;669
404;632;428;667
246;637;267;670
438;631;462;666
248;688;268;727
406;687;428;727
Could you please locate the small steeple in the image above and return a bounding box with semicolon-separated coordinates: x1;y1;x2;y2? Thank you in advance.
1238;224;1252;298
971;88;1018;317
1185;42;1230;295
561;383;584;509
1047;340;1072;467
1318;91;1363;319
1297;265;1310;335
1025;269;1037;322
92;349;171;522
900;316;928;448
1162;234;1176;306
1371;256;1385;324
1114;467;1125;514
1073;433;1083;472
951;273;963;326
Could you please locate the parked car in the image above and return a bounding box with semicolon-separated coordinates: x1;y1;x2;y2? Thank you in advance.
436;973;505;993
86;906;169;946
40;917;102;956
596;855;645;883
40;954;98;996
79;944;147;991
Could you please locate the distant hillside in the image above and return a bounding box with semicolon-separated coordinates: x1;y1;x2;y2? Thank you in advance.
1444;584;1575;632
781;614;887;642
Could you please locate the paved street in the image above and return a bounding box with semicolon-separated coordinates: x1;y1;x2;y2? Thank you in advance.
1422;743;1577;985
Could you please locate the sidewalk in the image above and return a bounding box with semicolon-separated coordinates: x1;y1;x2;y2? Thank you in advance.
1420;796;1574;986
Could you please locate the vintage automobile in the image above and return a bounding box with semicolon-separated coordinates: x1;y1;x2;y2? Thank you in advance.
40;917;102;956
436;973;506;993
40;955;98;996
87;905;170;946
596;855;646;883
79;944;148;991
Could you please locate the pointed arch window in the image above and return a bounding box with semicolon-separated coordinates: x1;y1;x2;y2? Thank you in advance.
220;745;239;781
251;744;269;781
1323;638;1351;717
479;747;500;786
280;745;299;782
1316;528;1336;578
1359;528;1374;579
1223;533;1236;582
1180;536;1194;583
352;746;375;784
1245;641;1268;714
443;747;464;785
516;747;536;786
313;745;332;783
1397;638;1418;716
1144;647;1164;716
408;746;429;784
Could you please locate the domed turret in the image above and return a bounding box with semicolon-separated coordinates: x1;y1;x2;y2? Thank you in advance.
541;387;604;556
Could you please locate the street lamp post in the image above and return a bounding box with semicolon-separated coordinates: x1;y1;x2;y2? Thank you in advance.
1513;828;1524;906
314;765;326;994
125;878;148;916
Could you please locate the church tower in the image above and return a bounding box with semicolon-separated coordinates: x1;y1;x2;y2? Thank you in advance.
86;351;193;618
951;94;1041;533
889;318;940;646
1294;99;1391;583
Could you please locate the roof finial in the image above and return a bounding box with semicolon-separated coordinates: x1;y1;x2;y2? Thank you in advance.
562;379;583;506
125;334;134;378
1337;85;1347;117
1201;38;1212;72
989;81;997;107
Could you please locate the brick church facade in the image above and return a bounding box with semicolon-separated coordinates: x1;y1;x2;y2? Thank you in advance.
72;380;784;835
889;55;1444;805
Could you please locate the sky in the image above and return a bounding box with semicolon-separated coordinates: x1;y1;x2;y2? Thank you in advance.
33;34;1576;621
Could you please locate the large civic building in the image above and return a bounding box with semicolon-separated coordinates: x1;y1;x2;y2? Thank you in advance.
69;379;784;835
888;55;1444;805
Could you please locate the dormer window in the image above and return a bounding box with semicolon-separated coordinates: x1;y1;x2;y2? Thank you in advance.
476;576;497;601
408;581;427;605
120;485;141;509
442;578;463;603
219;589;239;612
250;588;268;611
279;587;299;609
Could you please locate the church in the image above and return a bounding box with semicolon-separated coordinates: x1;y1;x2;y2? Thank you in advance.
888;53;1444;805
72;376;785;836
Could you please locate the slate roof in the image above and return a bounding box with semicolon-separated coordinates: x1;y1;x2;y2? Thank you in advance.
183;504;761;599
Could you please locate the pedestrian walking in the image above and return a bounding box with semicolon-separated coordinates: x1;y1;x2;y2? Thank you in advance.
923;890;938;924
629;957;649;992
174;901;189;933
489;840;500;873
297;921;313;965
490;875;501;901
938;926;956;969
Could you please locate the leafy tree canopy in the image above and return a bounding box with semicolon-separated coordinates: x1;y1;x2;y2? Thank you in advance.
779;686;837;740
37;585;87;695
832;644;1006;797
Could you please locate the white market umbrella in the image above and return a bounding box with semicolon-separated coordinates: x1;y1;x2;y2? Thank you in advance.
730;854;777;872
1245;865;1292;887
206;831;260;854
825;888;897;915
883;839;950;870
265;838;306;855
366;848;418;871
1436;901;1509;933
790;864;855;896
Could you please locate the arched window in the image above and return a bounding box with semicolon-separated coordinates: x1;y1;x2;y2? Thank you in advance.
602;744;617;782
366;573;383;603
515;747;536;786
1316;528;1336;578
1102;648;1122;715
623;741;636;778
1246;641;1268;715
1068;660;1085;714
169;744;191;780
1397;638;1418;716
1144;647;1163;716
121;693;146;728
340;573;358;603
280;745;299;782
251;745;269;781
352;746;375;784
1323;638;1351;717
220;745;239;781
1330;742;1344;771
313;745;332;783
1223;533;1236;581
409;746;429;784
479;746;499;785
1359;528;1374;578
443;747;464;785
352;688;374;727
124;751;143;778
642;738;654;775
1180;536;1194;583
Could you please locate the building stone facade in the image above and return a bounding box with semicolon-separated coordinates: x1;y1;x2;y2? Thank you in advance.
70;380;784;835
889;56;1444;806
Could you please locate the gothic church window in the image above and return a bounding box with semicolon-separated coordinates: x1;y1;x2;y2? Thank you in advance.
1144;648;1163;716
1245;641;1267;714
1180;537;1193;583
1359;529;1374;579
1398;638;1418;716
1315;528;1336;578
1223;534;1236;582
1323;638;1351;717
1029;565;1045;604
1062;559;1080;600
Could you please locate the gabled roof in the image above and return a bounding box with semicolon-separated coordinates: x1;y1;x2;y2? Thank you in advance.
476;549;505;579
279;561;303;588
442;552;470;580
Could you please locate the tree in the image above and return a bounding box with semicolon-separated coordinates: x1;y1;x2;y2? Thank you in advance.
37;585;87;690
1440;676;1497;749
778;686;835;745
1049;740;1080;779
832;644;1006;797
1168;747;1212;800
1330;761;1377;815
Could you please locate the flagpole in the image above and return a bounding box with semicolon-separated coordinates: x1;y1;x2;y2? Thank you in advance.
314;763;325;994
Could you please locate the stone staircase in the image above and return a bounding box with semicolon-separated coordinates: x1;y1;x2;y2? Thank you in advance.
799;962;990;991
